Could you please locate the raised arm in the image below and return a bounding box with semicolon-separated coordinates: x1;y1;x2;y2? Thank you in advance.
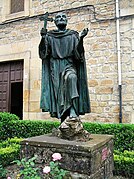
77;28;88;54
74;28;88;61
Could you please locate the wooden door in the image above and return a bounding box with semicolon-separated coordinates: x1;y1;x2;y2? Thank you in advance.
0;60;23;118
0;63;10;111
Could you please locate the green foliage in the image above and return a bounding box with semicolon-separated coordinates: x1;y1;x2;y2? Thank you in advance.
114;150;134;158
0;112;20;141
83;122;134;152
0;118;134;178
0;138;22;166
0;120;133;152
13;154;68;179
0;112;19;123
0;144;20;166
1;120;133;152
0;164;7;178
114;151;134;177
49;161;68;179
0;113;133;152
6;120;59;139
14;156;40;179
0;137;22;148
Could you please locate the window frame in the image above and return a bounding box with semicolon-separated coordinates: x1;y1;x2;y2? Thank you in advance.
10;0;25;14
2;0;30;22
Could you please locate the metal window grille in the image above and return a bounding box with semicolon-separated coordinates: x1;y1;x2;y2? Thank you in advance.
10;0;24;14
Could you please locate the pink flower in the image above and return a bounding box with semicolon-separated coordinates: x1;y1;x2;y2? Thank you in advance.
43;166;51;174
52;153;62;161
7;177;11;179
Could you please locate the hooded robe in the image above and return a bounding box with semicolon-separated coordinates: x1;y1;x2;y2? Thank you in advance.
39;29;90;122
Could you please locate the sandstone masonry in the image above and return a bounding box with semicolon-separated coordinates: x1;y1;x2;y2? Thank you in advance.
0;0;134;123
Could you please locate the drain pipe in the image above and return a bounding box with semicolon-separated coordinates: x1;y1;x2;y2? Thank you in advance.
116;0;122;123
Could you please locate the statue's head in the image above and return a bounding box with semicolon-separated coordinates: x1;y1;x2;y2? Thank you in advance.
54;12;68;30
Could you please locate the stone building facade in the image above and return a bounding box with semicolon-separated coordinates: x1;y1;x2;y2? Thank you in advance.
0;0;134;123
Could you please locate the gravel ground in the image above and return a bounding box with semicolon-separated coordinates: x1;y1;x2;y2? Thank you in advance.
6;164;19;178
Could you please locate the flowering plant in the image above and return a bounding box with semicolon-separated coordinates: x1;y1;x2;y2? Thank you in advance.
43;153;68;179
7;153;68;179
12;156;40;179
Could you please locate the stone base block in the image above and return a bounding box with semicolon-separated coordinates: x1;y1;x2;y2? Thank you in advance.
21;134;114;179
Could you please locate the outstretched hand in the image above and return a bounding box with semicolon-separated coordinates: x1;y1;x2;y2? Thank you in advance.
80;28;88;38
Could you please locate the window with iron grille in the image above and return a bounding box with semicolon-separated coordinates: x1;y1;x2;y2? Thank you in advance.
10;0;24;14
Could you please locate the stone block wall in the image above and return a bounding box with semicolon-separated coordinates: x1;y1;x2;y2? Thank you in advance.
0;0;134;123
20;134;114;179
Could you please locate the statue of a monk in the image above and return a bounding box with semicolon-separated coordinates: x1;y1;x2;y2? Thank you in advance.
39;12;90;123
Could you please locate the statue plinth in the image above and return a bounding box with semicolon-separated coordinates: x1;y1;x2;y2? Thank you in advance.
21;134;114;179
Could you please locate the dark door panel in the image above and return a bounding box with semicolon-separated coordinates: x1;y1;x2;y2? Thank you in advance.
0;83;8;112
0;60;23;118
10;61;23;82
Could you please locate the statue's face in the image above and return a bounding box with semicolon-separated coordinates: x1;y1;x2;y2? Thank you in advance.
54;13;67;27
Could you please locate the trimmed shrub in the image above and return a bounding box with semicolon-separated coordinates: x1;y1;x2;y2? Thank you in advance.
0;112;20;141
83;123;134;152
0;145;20;166
114;152;134;177
114;150;134;158
1;120;134;152
0;137;22;148
0;120;133;178
0;112;19;123
6;120;59;139
0;138;22;166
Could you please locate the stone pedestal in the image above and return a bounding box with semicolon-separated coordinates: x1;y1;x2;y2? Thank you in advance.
21;134;114;179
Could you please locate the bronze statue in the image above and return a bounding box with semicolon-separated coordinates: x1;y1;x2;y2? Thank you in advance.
39;12;90;137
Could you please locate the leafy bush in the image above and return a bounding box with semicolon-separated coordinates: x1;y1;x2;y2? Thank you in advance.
0;120;133;178
83;123;134;152
14;156;40;179
0;120;133;152
114;150;134;158
0;119;134;152
0;138;22;166
6;120;59;139
0;137;22;148
0;145;20;166
12;153;68;179
114;151;134;177
0;112;19;123
0;112;20;141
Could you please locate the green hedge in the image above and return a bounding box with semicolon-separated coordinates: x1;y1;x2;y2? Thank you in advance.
114;151;134;177
6;120;59;139
0;113;133;151
114;150;134;158
0;137;22;148
0;112;20;141
83;123;134;152
0;114;133;177
0;112;19;123
0;145;20;166
0;138;22;166
2;120;133;152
